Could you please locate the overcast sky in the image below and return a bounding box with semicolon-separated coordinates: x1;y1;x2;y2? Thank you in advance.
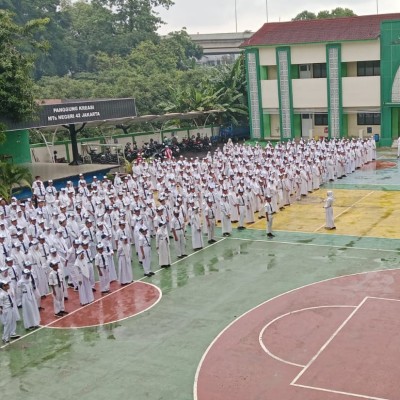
156;0;400;35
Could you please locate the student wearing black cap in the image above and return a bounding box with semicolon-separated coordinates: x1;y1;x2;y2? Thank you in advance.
94;244;111;293
48;261;68;317
264;196;275;238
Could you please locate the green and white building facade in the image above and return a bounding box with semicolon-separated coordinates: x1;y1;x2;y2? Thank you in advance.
242;13;400;146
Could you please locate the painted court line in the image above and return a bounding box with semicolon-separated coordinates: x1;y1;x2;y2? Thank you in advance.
247;225;400;241
48;282;163;330
259;305;356;368
313;191;374;233
48;238;227;330
0;280;155;348
290;297;369;386
290;296;395;400
367;296;400;303
1;238;226;348
292;383;390;400
193;269;400;400
228;236;400;254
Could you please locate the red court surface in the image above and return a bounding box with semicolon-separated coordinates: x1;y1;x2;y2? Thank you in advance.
39;281;161;328
195;269;400;400
293;297;400;400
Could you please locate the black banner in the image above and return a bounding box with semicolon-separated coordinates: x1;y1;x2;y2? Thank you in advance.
4;98;136;131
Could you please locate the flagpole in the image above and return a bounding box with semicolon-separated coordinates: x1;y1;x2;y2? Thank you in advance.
235;0;238;32
376;0;379;14
266;0;269;22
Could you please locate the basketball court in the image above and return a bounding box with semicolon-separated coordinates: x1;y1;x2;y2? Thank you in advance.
2;151;400;400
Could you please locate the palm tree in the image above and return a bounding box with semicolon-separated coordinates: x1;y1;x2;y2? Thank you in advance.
0;162;32;202
160;55;248;127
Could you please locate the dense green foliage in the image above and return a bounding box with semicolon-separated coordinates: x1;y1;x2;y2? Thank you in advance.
0;0;175;77
0;9;48;142
0;162;32;201
160;55;248;126
1;0;249;147
0;10;48;120
34;33;209;116
292;7;356;21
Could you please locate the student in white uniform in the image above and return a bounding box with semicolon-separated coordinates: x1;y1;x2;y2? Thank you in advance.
48;261;68;317
220;195;232;237
156;221;171;268
264;196;275;238
0;281;20;344
171;209;187;258
236;188;246;230
204;198;217;244
17;269;40;330
397;137;400;158
190;206;204;251
324;191;336;230
117;236;133;285
94;244;111;294
74;250;94;306
139;227;154;278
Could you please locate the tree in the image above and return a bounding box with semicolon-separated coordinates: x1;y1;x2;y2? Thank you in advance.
34;32;205;116
292;11;316;21
317;8;356;19
164;29;203;70
98;0;174;32
160;56;248;126
293;8;356;21
0;162;32;201
0;10;49;136
95;0;174;51
0;0;74;77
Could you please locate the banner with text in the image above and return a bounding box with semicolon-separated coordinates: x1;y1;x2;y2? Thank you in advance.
3;98;137;131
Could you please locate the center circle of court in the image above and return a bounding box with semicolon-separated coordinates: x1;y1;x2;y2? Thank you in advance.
40;281;161;329
195;269;400;400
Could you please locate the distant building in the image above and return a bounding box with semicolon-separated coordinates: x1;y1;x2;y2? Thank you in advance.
190;32;252;66
241;14;400;145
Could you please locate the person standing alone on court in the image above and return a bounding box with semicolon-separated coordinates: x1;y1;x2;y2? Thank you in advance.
397;136;400;158
264;196;275;238
324;191;336;230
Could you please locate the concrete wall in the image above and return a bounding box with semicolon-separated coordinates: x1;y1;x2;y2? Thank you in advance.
261;80;279;109
292;78;328;109
313;125;329;137
291;43;326;64
342;76;381;107
341;41;380;62
259;48;276;66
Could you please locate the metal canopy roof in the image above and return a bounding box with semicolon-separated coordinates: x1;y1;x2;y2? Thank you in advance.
34;110;223;132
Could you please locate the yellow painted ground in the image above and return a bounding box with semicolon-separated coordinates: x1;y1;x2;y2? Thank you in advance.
229;189;400;239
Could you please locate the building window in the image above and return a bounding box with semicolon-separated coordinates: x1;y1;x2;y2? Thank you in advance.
313;63;327;78
314;114;329;125
357;61;380;76
260;66;268;80
357;113;381;125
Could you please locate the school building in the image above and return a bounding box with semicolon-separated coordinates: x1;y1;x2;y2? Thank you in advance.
242;13;400;146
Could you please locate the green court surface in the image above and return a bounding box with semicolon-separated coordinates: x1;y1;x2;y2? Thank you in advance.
2;152;400;400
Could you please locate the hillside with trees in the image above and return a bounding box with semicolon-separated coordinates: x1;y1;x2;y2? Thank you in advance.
0;2;358;145
0;0;249;144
